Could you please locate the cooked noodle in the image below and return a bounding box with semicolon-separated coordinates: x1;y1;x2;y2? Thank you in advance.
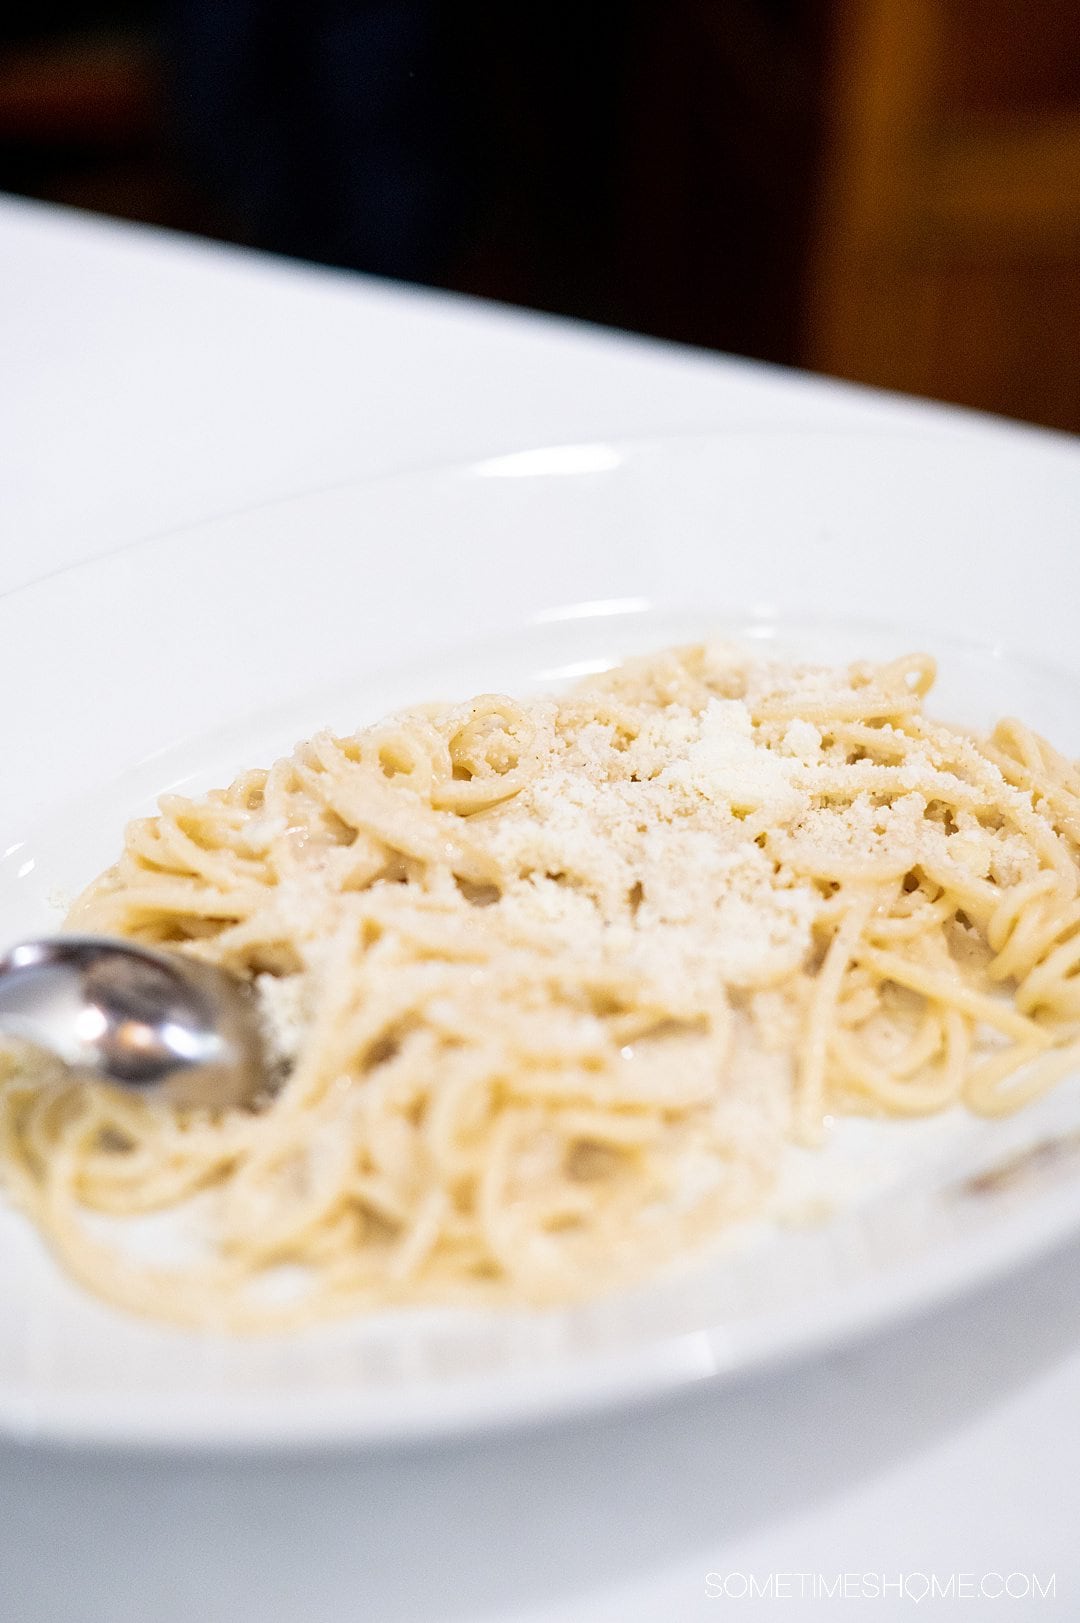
3;643;1080;1330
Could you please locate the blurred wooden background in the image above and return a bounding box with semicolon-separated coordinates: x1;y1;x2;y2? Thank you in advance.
807;0;1080;431
2;0;1078;432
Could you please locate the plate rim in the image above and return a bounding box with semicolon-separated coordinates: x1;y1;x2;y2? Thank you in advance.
3;416;1072;615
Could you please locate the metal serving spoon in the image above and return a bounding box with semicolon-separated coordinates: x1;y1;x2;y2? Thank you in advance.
0;937;266;1109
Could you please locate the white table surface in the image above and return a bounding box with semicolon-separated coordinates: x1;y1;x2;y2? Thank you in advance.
1;192;1077;1622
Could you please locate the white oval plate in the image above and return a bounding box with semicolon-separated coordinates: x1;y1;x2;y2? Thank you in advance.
3;427;1080;1452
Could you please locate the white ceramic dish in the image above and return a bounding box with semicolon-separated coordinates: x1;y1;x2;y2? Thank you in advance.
3;427;1080;1452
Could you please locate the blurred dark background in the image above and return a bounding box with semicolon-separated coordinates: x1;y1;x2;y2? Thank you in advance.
2;1;1079;431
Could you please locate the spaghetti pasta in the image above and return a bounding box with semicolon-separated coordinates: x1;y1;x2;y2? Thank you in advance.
3;642;1080;1330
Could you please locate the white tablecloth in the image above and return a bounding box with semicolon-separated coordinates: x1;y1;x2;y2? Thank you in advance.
1;194;1076;1623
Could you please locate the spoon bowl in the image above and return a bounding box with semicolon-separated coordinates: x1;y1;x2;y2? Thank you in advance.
0;937;266;1109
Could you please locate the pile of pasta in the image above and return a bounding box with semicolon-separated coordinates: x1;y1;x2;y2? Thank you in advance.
3;643;1080;1330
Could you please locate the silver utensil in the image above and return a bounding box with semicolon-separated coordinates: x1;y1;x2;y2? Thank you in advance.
0;937;266;1109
